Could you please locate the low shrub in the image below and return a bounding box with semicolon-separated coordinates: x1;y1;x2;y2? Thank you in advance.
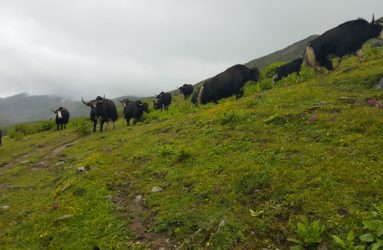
73;119;92;136
288;217;325;250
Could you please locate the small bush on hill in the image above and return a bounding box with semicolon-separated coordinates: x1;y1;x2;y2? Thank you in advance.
261;61;286;79
38;121;54;132
72;119;91;136
288;218;325;249
365;46;383;61
257;79;274;92
216;110;248;127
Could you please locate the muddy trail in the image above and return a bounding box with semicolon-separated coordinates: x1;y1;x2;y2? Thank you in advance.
113;183;178;250
0;138;80;176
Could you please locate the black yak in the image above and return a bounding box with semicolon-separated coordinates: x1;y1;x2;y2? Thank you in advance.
153;92;172;111
198;64;260;105
179;84;194;99
304;16;383;71
273;58;303;82
52;107;70;130
120;99;149;126
82;96;118;132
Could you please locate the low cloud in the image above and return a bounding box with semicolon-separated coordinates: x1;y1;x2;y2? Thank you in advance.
0;0;382;99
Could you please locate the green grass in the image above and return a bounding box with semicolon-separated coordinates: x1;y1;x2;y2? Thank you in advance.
1;45;383;249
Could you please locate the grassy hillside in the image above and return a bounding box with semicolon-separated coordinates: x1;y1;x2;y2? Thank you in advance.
1;45;383;249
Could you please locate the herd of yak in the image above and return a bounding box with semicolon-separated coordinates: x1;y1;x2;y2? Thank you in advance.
30;16;383;133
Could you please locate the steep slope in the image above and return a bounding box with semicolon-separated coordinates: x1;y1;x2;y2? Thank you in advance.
1;46;383;249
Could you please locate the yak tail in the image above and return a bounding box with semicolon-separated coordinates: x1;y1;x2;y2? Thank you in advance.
303;46;317;67
197;86;204;104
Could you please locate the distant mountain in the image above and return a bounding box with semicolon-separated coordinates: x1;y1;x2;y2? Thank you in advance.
0;94;139;127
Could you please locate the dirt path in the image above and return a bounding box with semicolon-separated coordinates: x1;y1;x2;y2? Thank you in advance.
114;190;178;250
31;140;76;170
0;138;79;176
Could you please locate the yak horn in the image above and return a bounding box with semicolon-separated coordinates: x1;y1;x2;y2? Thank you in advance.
81;97;90;106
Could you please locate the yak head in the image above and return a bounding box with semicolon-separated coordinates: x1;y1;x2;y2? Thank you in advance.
178;86;184;93
82;96;105;120
52;107;65;119
371;14;383;39
119;98;131;107
272;72;281;83
153;92;165;110
137;101;150;113
153;96;162;110
251;67;261;82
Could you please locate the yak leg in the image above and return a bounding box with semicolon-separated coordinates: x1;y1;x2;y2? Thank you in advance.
93;121;97;132
322;58;334;71
236;89;244;100
355;49;364;63
112;121;115;129
126;118;130;126
133;118;138;125
99;121;104;132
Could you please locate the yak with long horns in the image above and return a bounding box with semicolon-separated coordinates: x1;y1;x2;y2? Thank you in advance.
82;96;118;132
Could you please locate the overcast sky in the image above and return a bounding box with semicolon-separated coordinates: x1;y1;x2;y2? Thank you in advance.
0;0;382;99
